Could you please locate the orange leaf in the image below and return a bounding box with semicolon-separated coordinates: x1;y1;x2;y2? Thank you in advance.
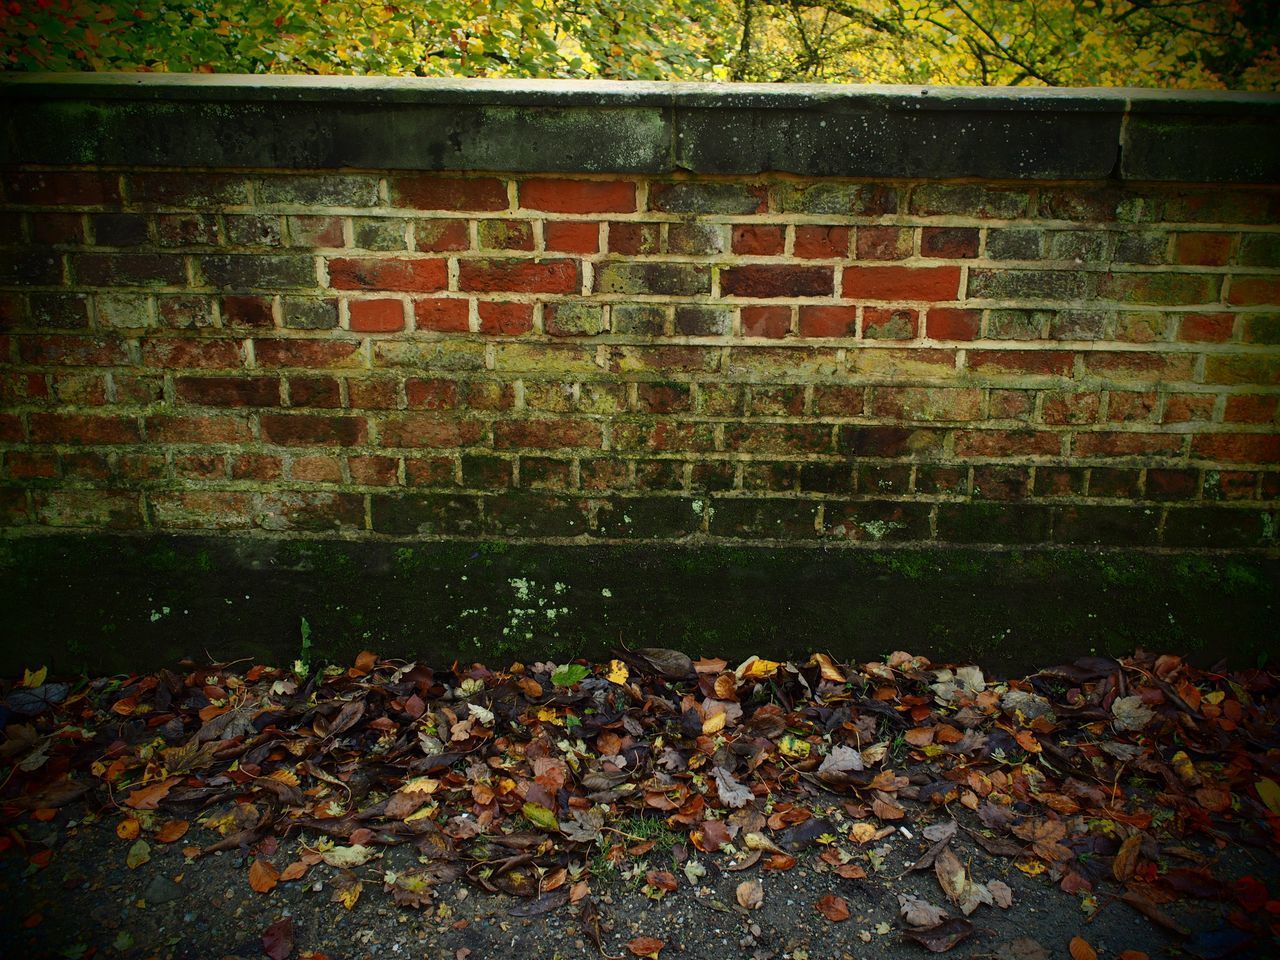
1118;953;1150;960
1014;729;1042;753
626;936;665;958
30;849;53;868
280;861;307;882
32;808;57;822
351;650;378;676
1069;936;1097;960
1113;834;1142;883
815;894;850;922
116;819;141;840
835;863;867;879
249;858;279;894
155;820;189;844
763;853;797;870
905;727;935;747
123;776;180;810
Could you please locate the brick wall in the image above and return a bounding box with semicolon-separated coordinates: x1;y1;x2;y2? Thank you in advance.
1;79;1277;550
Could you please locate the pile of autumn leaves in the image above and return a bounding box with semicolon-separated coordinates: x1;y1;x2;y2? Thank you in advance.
2;647;1280;958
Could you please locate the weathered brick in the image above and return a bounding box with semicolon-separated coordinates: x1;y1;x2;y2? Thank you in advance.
1097;272;1221;306
611;303;667;335
73;253;182;287
926;308;980;341
201;255;315;290
288;455;343;483
142;337;244;370
495;418;601;450
873;386;981;422
146;414;250;444
95;294;153;329
1162;506;1270;548
850;347;957;379
460;258;580;294
1038;187;1147;223
520;179;635;213
967;350;1073;378
1204;470;1257;500
8;171;121;206
723;423;830;455
253;338;360;369
521;456;573;490
1237;233;1280;268
607;222;661;255
225;215;283;248
742;461;798;491
255;491;365;532
863;307;918;340
825;501;931;542
287;375;342;408
1105;391;1158;423
1054;505;1159;546
1146;468;1198;499
1160;190;1278;225
129;173;246;207
1241;313;1280;344
546;302;606;336
967;269;1087;301
987;309;1048;340
414;298;470;332
281;296;339;330
650;182;766;215
741;305;790;339
484;492;589;537
1083;351;1196;382
731;225;785;256
1042;391;1100;425
1203;354;1280;385
612;421;715;453
1072;432;1184;458
911;184;1027;219
257;175;378;207
221;294;275;329
1228;276;1280;307
674;305;732;336
352;218;408;251
379;414;484;449
594;262;709;297
260;414;367;446
1162;392;1216;423
390;176;508;211
288;215;345;248
854;227;912;261
844;266;960;301
477;219;534;251
970;465;1030;500
839;425;943;458
29;413;139;445
921;227;979;259
1224;395;1279;423
90;213;148;247
936;502;1051;544
413;219;470;252
985;229;1041;260
1191;433;1280;463
709;497;819;540
774;183;896;216
1111;232;1167;265
328;257;446;292
1049;310;1107;340
34;490;140;529
1174;232;1233;266
954;429;1060;458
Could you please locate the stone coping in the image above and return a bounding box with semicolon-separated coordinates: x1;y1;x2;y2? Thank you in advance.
2;73;1278;181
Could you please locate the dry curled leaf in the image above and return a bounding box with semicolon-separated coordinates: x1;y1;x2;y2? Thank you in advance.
626;936;665;958
736;879;764;910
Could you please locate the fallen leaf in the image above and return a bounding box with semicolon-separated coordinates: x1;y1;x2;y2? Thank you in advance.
280;861;307;882
934;846;968;902
1111;696;1155;732
711;767;752;809
902;917;974;952
123;776;181;810
155;820;189;844
1113;833;1143;882
816;894;850;921
899;894;951;928
989;879;1013;908
736;879;764;910
1068;936;1097;960
319;844;374;869
626;936;665;958
250;858;279;894
116;819;141;840
261;918;293;960
126;839;150;869
331;873;363;910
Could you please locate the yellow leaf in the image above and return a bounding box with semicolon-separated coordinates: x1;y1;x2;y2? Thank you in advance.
808;653;846;683
739;657;782;681
535;707;559;722
21;666;48;689
849;822;878;844
607;659;629;685
333;877;363;910
1258;778;1280;815
779;735;810;759
400;777;439;795
126;839;150;869
702;711;727;736
1203;691;1225;705
1171;751;1201;786
1015;859;1046;876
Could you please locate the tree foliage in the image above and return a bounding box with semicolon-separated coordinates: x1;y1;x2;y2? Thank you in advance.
1;0;1276;90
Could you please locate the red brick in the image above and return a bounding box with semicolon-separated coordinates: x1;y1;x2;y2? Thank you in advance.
331;455;389;487
799;305;856;337
608;222;661;255
29;413;139;445
1042;391;1100;425
405;378;460;410
114;452;166;482
1084;351;1196;381
954;430;1060;457
407;456;459;486
414;298;470;332
458;258;580;294
390;176;508;211
794;226;849;260
1228;276;1280;306
146;414;251;444
1106;391;1158;423
721;265;832;298
0;414;23;442
855;227;912;261
1162;393;1216;423
1206;470;1258;500
34;490;141;529
724;423;830;454
1177;312;1235;342
60;452;112;481
253;338;361;369
221;295;275;329
176;375;279;407
926;308;981;341
495;419;602;450
31;212;84;245
20;335;130;367
1204;354;1280;385
1191;433;1280;463
967;350;1074;377
349;298;406;333
289;215;345;248
231;453;283;481
1224;394;1278;423
839;425;944;457
636;383;692;414
742;306;790;338
289;455;343;483
843;265;960;301
1174;232;1233;266
990;389;1034;420
863;307;918;340
348;377;401;409
921;227;979;259
287;375;343;408
1072;432;1184;457
874;386;983;422
5;451;58;480
544;221;600;254
261;414;367;446
478;301;533;335
731;225;785;256
377;415;485;448
328;257;447;292
1146;468;1198;499
519;179;635;214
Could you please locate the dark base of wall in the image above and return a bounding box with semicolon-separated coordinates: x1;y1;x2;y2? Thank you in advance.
3;534;1276;677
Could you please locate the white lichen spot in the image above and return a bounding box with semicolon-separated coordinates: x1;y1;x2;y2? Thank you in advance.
601;587;612;598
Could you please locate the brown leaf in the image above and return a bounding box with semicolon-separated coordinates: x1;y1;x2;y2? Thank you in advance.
123;776;180;810
902;917;974;952
645;870;678;892
279;861;307;882
1068;936;1097;960
1113;833;1143;883
934;846;968;902
815;894;850;922
1119;891;1190;936
155;820;189;844
249;858;279;894
626;936;665;958
763;853;797;871
835;863;867;879
735;879;764;910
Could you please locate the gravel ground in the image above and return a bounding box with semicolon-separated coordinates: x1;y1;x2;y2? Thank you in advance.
3;794;1272;960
